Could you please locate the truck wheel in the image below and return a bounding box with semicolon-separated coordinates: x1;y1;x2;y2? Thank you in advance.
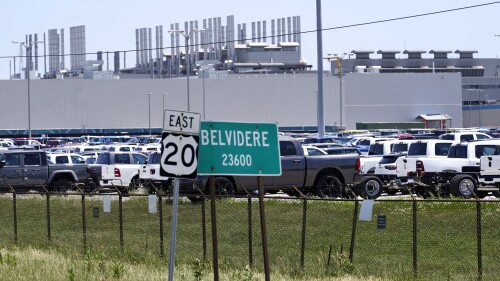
358;176;383;199
450;175;477;199
315;174;343;198
128;176;143;191
213;177;235;197
52;178;73;192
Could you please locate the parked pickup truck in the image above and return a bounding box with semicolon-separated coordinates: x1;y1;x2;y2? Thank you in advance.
402;140;500;197
0;150;96;191
139;152;170;193
180;137;360;199
395;140;456;186
95;152;148;192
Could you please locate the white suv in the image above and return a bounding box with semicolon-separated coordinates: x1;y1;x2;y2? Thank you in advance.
439;132;491;142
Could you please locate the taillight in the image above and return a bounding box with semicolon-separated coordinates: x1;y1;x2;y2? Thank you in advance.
385;165;397;170
355;158;361;172
150;168;156;175
114;168;121;177
416;160;424;176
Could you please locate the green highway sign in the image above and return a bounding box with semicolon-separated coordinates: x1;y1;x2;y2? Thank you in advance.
198;121;281;176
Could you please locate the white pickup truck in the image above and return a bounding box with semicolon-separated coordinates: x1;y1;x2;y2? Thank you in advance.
97;152;148;192
139;152;170;193
405;140;500;197
395;140;456;185
360;139;417;174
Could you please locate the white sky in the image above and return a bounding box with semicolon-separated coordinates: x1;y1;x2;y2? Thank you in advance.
1;0;499;79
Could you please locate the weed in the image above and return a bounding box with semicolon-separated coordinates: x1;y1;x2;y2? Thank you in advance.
191;258;206;281
5;253;17;267
68;265;76;281
112;261;125;279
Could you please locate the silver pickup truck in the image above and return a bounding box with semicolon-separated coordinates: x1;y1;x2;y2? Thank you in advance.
179;137;360;199
0;150;96;191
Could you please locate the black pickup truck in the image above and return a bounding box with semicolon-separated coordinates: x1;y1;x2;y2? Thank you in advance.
179;137;360;198
0;150;96;191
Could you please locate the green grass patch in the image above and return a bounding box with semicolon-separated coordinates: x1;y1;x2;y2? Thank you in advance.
0;194;499;280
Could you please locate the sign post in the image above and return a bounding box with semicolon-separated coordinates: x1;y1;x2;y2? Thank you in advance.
198;121;281;281
161;109;200;281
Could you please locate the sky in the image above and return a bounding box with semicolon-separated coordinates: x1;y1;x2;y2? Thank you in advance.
0;0;499;80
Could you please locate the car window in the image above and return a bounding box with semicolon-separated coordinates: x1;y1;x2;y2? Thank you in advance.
475;145;500;158
132;154;147;164
24;153;41;166
96;153;111;165
55;156;69;164
368;143;384;155
4;154;21;166
280;141;297;156
392;143;408;153
441;134;454;140
408;143;427;156
435;143;452;156
306;147;324;156
460;134;474;142
114;154;130;164
149;153;161;164
476;134;490;140
71;155;85;164
448;145;468;158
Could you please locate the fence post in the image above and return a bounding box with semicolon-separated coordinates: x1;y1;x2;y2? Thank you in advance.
10;187;18;245
159;194;164;259
117;188;124;251
476;197;483;280
411;190;418;278
194;185;207;260
349;199;359;261
242;187;253;268
292;186;307;269
42;186;51;241
80;187;87;253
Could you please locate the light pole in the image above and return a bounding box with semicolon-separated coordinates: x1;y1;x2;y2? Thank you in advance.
168;28;204;111
12;40;44;139
201;64;214;120
145;93;153;135
325;52;352;131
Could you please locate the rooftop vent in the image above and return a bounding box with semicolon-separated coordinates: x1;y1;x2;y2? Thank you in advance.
377;50;400;59
429;49;452;59
455;49;478;59
403;50;426;59
351;50;374;59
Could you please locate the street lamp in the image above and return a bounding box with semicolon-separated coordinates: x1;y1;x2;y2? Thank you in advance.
168;28;204;111
325;52;353;130
12;40;44;140
145;93;153;135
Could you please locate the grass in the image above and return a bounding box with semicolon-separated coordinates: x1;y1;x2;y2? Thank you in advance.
0;193;499;280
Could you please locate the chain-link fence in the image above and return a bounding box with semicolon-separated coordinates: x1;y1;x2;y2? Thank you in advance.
0;184;499;279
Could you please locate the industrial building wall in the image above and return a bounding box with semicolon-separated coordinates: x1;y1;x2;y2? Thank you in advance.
0;73;462;132
344;73;464;129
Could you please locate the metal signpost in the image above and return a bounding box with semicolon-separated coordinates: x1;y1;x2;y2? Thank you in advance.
198;121;281;281
160;109;200;281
